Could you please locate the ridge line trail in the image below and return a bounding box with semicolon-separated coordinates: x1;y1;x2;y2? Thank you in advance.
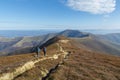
0;42;69;80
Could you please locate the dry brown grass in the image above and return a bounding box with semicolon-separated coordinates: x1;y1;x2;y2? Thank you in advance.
0;41;58;70
14;57;62;80
0;37;120;80
14;43;64;80
48;43;120;80
0;53;35;70
0;39;62;79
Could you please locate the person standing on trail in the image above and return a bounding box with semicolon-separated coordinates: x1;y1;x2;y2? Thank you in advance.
43;47;46;56
36;47;40;57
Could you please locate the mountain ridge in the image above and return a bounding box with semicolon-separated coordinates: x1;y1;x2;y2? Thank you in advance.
0;30;120;56
0;35;120;80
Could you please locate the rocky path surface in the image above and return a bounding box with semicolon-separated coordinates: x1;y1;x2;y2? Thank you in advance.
0;41;70;80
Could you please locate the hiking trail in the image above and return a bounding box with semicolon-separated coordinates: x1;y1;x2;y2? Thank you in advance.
0;40;70;80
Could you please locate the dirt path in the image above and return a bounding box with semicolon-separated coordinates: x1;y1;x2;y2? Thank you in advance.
0;42;69;80
41;42;70;80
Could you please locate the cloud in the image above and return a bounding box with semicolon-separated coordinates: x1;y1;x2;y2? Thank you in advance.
66;0;116;14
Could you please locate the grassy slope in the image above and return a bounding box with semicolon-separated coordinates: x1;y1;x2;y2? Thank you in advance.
99;33;120;45
0;39;58;70
0;37;61;80
0;36;120;80
46;38;120;80
0;33;56;56
48;48;120;80
72;37;120;56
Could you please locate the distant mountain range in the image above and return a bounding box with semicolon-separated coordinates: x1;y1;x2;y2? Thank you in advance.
99;33;120;45
0;29;120;56
1;34;120;80
0;34;56;56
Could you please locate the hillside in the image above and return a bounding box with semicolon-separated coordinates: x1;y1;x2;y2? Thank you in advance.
0;33;56;56
72;36;120;56
99;33;120;45
0;30;120;56
0;36;120;80
47;41;120;80
60;30;120;56
0;30;89;56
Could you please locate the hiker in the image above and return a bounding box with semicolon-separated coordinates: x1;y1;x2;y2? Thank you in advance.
43;47;47;56
36;47;40;57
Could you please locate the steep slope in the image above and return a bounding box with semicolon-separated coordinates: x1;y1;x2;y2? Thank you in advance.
0;33;56;56
0;36;120;80
0;37;23;56
0;37;22;50
0;29;88;56
0;36;69;80
72;36;120;56
0;29;120;57
58;30;120;56
47;46;120;80
99;33;120;45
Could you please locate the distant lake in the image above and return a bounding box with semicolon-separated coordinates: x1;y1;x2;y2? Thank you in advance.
0;29;120;37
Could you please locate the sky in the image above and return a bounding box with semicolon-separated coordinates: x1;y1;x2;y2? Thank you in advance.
0;0;120;30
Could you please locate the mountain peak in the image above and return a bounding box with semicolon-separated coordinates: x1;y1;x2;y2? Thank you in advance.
58;29;89;38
